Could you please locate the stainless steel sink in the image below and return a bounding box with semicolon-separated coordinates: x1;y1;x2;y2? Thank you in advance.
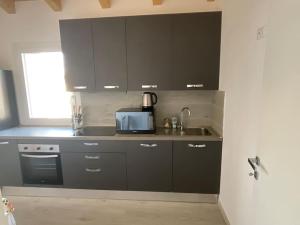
180;128;212;136
156;127;212;136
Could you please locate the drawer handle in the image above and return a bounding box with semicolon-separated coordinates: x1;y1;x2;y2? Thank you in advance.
83;143;99;146
85;168;102;173
187;84;204;88
104;85;120;89
73;86;87;90
188;144;206;148
0;141;9;145
142;85;158;89
140;144;158;148
84;155;100;160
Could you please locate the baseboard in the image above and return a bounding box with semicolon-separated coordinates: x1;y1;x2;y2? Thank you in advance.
218;199;231;225
2;187;218;203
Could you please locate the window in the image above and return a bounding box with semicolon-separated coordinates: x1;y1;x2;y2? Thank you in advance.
21;52;71;119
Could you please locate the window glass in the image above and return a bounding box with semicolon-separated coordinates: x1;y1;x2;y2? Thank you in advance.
21;52;71;119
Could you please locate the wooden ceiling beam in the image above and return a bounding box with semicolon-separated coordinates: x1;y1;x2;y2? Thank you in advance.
0;0;15;14
99;0;110;9
44;0;62;11
152;0;162;6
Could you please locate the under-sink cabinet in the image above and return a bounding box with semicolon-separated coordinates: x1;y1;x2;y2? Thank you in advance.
173;141;222;194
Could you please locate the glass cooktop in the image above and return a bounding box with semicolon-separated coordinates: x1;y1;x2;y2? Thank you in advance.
73;126;116;136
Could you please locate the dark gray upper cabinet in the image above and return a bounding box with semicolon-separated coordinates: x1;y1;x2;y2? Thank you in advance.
92;18;127;91
60;19;95;92
60;12;221;92
172;12;222;90
126;141;172;192
126;15;173;91
173;141;222;194
0;140;22;186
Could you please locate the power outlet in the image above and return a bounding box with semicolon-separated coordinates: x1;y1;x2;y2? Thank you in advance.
257;27;265;40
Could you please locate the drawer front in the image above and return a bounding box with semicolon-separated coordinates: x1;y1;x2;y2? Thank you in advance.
60;140;126;153
62;153;127;190
173;141;222;194
126;141;172;192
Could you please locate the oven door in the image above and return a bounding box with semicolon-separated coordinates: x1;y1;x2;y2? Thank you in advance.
20;153;63;185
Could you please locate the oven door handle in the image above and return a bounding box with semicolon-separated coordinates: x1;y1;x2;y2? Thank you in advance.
21;154;59;159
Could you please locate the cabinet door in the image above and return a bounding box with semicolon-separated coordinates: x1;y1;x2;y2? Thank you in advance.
93;18;127;91
172;12;222;90
0;140;22;186
60;19;95;92
62;152;127;190
126;15;172;91
126;141;172;192
173;141;222;194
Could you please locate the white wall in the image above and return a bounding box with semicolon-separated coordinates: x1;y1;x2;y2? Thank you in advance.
0;0;221;69
219;0;269;224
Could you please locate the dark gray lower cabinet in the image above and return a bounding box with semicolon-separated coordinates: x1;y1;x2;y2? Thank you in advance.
0;140;22;186
126;141;172;192
1;138;222;193
62;152;127;190
173;141;222;194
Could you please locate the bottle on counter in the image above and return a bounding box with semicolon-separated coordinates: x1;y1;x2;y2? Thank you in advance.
163;118;172;129
171;116;178;129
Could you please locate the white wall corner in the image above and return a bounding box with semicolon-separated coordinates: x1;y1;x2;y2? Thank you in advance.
218;198;231;225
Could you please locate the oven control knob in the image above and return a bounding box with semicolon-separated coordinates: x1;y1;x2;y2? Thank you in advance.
49;147;54;151
24;147;28;150
36;147;41;150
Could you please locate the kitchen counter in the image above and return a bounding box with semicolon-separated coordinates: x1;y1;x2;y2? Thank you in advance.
0;126;222;141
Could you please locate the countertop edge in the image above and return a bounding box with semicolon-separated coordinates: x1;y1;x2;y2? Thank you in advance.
0;126;223;141
0;135;222;141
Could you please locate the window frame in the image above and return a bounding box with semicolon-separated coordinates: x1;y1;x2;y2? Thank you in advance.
13;42;72;126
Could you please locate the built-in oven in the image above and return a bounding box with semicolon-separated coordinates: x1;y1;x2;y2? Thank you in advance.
18;144;63;185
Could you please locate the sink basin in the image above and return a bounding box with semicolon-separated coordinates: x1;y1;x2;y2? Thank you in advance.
156;128;212;136
180;128;212;136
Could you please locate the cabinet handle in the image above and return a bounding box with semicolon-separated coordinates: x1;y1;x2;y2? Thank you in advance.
142;85;158;89
0;141;9;145
73;86;87;90
84;155;100;160
188;144;206;149
21;154;59;158
140;143;158;148
104;85;120;89
85;168;102;173
187;84;204;88
83;143;99;146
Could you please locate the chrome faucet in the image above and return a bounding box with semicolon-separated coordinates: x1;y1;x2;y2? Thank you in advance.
180;107;191;131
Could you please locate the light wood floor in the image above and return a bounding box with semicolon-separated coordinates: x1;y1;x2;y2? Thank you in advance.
10;196;226;225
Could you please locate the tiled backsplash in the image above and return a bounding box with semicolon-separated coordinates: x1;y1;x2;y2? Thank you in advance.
80;91;224;135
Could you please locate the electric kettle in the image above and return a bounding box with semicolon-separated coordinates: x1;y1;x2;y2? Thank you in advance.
142;92;158;109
